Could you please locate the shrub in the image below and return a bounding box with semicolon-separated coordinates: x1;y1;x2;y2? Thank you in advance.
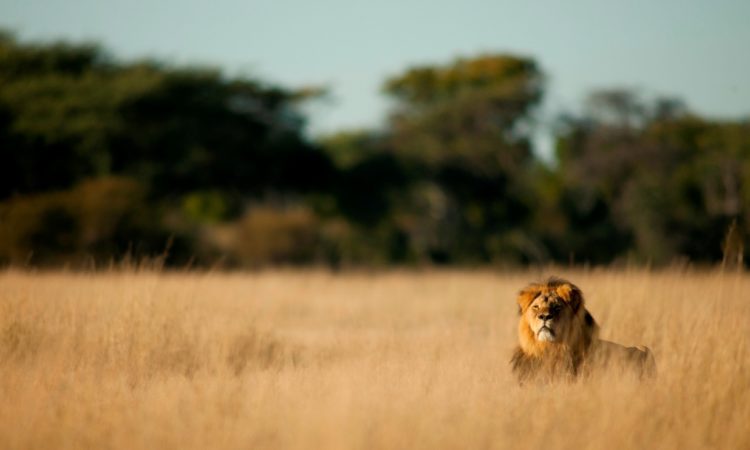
0;177;171;266
226;206;321;266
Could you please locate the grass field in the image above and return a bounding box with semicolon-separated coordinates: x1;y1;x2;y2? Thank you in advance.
1;268;749;449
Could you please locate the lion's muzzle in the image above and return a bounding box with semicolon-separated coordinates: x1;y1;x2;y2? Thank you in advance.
537;324;556;342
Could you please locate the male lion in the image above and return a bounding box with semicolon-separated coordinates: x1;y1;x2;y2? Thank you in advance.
510;277;655;384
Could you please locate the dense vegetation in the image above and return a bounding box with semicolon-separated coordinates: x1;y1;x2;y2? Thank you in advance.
1;32;748;267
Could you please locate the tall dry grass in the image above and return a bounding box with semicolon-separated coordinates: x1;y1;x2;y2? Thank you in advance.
0;268;748;449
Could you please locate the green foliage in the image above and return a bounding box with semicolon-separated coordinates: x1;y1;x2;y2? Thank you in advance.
384;54;542;108
181;191;238;224
226;206;321;267
1;32;749;267
385;54;541;167
0;33;332;199
0;177;174;265
319;129;381;169
378;54;543;263
553;90;750;264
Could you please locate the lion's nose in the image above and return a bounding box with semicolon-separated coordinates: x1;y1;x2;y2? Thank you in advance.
538;313;553;321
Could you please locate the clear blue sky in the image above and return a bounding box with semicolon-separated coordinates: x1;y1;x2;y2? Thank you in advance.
2;0;749;139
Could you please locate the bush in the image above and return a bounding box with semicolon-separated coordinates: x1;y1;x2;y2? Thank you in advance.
217;206;321;267
0;177;173;266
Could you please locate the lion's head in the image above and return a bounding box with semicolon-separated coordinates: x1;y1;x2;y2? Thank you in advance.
511;278;599;382
516;277;597;357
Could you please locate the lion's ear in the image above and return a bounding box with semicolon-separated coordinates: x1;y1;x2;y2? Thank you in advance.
555;282;583;312
517;284;542;313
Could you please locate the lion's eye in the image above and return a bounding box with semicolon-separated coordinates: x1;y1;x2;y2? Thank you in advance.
532;305;539;310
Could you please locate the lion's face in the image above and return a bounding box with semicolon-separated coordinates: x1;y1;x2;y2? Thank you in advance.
523;290;575;343
516;278;591;356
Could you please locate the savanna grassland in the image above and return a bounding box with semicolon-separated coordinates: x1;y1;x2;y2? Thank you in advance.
1;268;749;450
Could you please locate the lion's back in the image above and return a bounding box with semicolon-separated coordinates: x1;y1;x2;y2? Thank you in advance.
590;340;656;379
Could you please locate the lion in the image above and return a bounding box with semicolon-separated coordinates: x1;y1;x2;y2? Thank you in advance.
510;277;655;384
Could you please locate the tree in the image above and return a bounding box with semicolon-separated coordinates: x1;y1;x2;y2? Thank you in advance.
552;88;750;264
0;32;333;200
380;54;545;263
0;32;336;266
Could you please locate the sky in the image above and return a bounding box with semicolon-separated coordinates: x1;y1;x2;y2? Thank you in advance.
2;0;749;144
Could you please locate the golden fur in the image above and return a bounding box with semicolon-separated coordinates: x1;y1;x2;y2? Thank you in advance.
510;277;656;384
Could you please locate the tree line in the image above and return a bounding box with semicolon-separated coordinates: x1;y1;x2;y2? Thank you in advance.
1;32;748;267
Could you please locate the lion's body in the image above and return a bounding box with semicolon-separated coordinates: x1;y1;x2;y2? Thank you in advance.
510;277;655;384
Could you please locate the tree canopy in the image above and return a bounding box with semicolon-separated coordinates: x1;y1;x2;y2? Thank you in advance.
1;33;748;267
